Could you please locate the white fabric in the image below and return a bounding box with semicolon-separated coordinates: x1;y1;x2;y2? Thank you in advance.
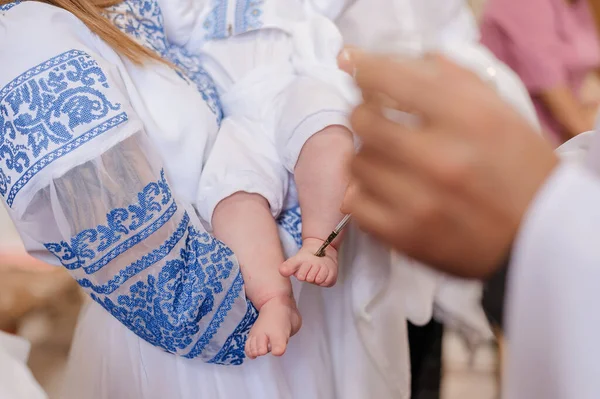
336;0;479;54
1;2;410;398
0;332;47;399
196;27;357;222
503;128;600;398
335;0;533;343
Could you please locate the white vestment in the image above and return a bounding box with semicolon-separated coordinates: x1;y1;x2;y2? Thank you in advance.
505;129;600;399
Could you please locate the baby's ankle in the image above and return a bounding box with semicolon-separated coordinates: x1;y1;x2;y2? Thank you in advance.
251;291;295;311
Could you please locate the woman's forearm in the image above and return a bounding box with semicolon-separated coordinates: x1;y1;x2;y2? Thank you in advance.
539;85;596;139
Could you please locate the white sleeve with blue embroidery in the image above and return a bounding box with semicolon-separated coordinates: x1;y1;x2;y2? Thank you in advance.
0;2;257;364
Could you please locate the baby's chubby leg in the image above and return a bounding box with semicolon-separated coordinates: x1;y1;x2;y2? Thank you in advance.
212;193;302;359
280;125;355;286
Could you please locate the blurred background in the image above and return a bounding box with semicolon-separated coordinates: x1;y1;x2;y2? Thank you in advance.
3;0;600;398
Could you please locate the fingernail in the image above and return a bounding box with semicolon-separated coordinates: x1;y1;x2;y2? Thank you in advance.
340;49;358;79
341;48;352;62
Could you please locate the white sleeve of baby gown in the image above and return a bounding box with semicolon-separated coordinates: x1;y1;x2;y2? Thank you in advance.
196;117;290;226
276;13;361;173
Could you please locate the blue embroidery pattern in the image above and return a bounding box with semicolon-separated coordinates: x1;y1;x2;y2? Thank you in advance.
0;50;127;207
90;222;240;357
184;270;246;358
203;0;265;39
203;0;228;39
277;206;303;248
0;1;19;12
45;170;175;274
235;0;265;35
45;166;250;363
209;301;259;365
107;0;223;123
106;0;167;56
166;47;223;123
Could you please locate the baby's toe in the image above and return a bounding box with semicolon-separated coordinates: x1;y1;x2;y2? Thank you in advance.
305;264;321;284
256;333;269;357
269;332;288;357
245;335;257;359
295;263;313;281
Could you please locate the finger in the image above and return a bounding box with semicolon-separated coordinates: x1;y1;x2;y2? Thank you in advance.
348;189;408;248
350;153;413;208
351;104;442;177
341;181;359;214
351;103;414;159
349;50;448;119
338;47;359;76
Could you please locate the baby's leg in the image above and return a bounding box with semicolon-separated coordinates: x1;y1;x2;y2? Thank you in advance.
280;125;354;286
212;192;302;359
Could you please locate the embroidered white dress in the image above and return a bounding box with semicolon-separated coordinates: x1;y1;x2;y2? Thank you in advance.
0;1;411;398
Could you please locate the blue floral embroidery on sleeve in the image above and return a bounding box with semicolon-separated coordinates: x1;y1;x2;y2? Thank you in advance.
45;170;175;274
0;1;20;12
277;206;303;248
46;170;250;362
90;222;240;356
0;50;128;207
208;301;259;365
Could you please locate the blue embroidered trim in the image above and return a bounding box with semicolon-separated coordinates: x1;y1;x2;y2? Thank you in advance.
277;206;303;248
0;1;19;12
0;50;126;207
166;47;224;124
78;211;189;295
208;300;258;365
234;0;264;35
45;170;175;273
90;222;240;356
203;0;228;40
184;270;245;358
106;0;167;56
107;0;223;124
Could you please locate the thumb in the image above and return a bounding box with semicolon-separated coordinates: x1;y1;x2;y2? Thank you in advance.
341;181;359;214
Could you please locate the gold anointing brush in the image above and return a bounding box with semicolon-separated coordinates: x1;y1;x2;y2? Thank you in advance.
314;215;352;257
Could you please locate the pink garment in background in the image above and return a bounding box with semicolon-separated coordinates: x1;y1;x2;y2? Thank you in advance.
480;0;600;146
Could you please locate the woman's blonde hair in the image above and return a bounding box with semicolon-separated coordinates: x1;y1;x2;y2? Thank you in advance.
0;0;162;64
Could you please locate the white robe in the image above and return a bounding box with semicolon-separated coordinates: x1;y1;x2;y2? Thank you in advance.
504;130;600;399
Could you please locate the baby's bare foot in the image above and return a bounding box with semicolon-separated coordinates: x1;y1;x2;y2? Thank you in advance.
245;295;302;359
279;238;339;287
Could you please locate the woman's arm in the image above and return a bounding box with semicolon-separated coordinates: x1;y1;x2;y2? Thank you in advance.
538;86;597;139
0;3;255;363
481;0;592;138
